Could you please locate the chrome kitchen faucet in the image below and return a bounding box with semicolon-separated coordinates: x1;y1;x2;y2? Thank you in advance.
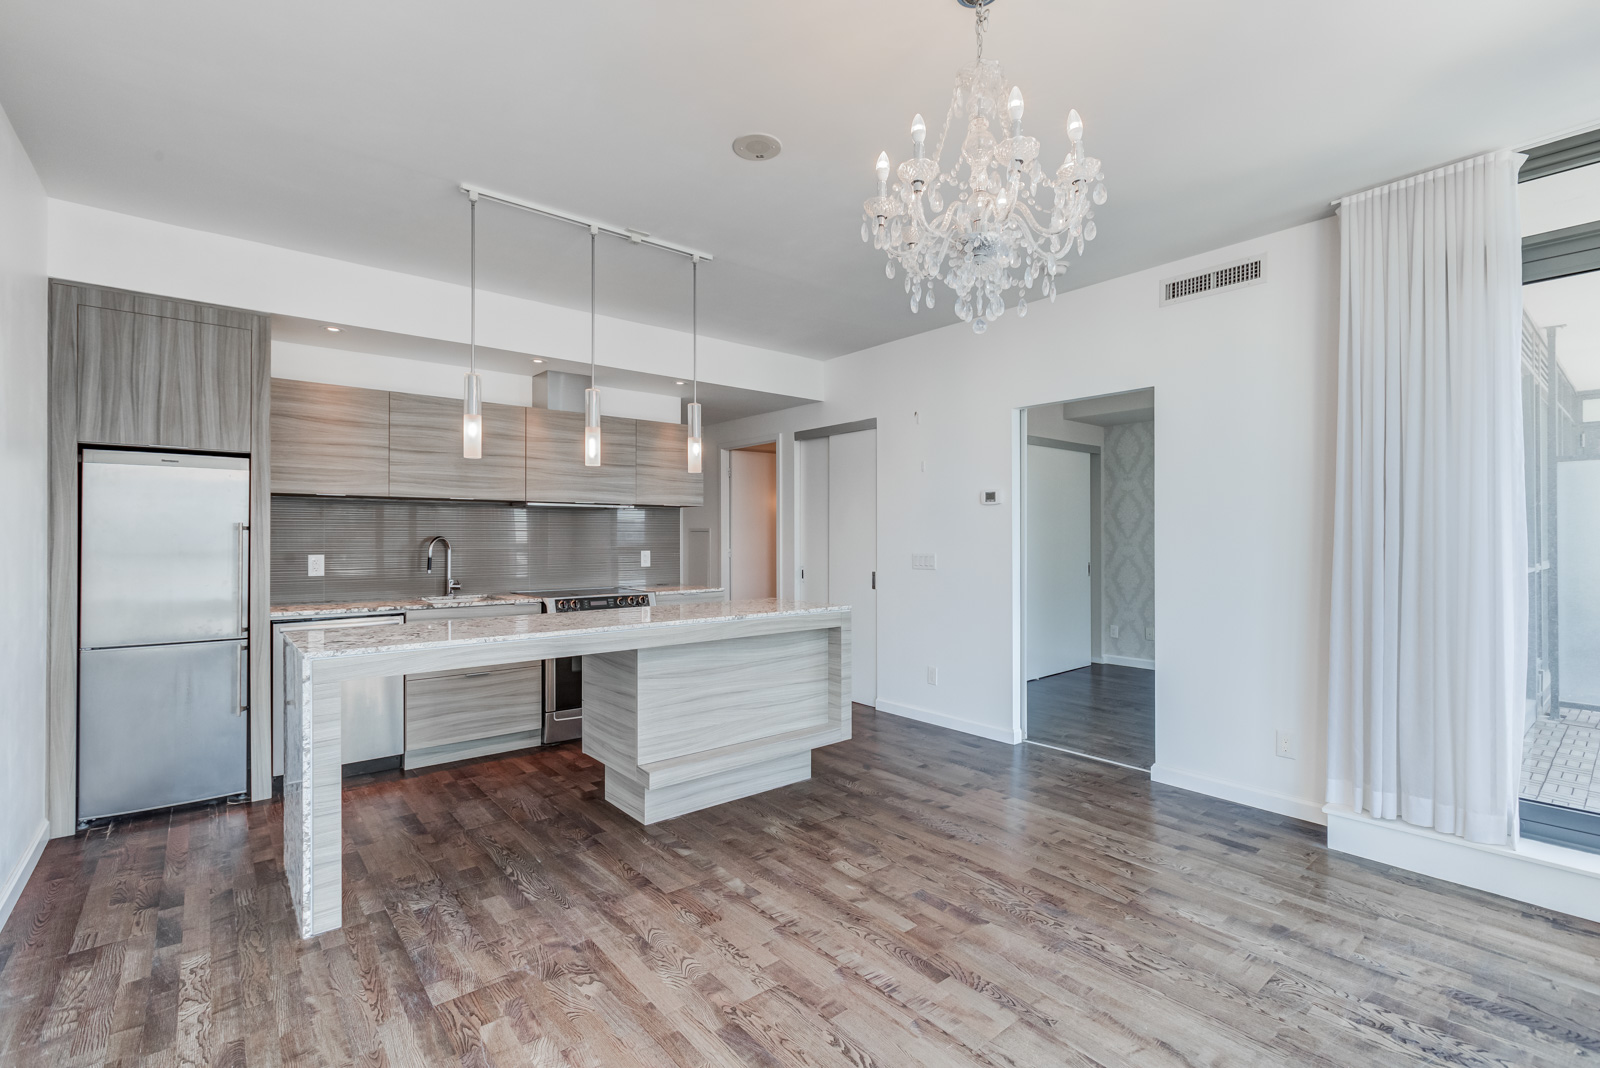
425;536;460;596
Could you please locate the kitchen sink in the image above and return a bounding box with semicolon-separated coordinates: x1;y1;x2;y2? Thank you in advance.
420;594;500;607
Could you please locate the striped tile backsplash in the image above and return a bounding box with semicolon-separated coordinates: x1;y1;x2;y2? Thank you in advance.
271;496;681;605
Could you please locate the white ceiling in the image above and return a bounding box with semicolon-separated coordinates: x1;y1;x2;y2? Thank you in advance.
4;1;1600;360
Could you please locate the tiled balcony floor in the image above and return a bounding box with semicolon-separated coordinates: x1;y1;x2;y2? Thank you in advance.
1522;705;1600;812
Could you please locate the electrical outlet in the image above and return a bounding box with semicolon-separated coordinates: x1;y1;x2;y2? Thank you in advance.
912;553;937;570
1276;731;1295;759
1145;625;1154;641
640;550;651;567
1109;624;1119;638
926;666;939;685
307;554;325;577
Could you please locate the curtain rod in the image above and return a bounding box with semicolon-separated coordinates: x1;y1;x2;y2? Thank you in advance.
459;184;713;262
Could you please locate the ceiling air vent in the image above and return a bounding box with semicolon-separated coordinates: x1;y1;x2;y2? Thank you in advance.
1159;255;1266;307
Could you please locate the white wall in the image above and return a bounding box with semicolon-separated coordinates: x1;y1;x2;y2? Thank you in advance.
0;102;50;929
47;200;824;403
272;341;681;423
704;218;1338;822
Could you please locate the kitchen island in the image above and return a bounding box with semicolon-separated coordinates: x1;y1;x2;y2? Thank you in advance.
280;599;850;937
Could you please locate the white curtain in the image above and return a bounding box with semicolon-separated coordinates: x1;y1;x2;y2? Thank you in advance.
1327;149;1527;845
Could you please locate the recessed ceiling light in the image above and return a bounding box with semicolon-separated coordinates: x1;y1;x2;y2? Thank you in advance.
532;358;544;363
732;133;782;161
325;326;341;332
675;380;686;385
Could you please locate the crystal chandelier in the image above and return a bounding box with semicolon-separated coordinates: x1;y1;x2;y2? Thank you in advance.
861;0;1106;333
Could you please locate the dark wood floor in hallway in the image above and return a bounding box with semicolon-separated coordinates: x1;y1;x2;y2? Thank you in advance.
1027;663;1156;768
3;706;1599;1067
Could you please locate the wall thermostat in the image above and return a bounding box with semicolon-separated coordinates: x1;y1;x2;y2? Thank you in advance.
980;489;1001;505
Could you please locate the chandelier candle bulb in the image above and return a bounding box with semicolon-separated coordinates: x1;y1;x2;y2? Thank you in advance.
862;0;1105;333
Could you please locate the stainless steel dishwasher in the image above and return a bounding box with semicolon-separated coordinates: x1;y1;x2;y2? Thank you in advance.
271;614;406;777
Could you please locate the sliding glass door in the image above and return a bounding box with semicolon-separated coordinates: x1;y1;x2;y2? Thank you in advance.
1519;143;1600;851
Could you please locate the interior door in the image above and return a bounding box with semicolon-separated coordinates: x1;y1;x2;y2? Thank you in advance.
1026;444;1092;679
829;429;877;706
729;448;778;599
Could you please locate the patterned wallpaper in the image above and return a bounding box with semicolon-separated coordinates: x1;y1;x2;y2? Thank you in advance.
1102;420;1155;662
271;496;681;605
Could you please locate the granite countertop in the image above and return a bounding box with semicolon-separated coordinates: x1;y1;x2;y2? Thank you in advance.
269;585;725;621
283;599;846;659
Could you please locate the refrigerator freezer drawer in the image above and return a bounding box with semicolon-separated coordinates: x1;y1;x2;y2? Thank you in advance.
79;640;248;822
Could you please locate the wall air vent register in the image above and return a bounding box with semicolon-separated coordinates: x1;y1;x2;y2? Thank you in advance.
1159;256;1266;307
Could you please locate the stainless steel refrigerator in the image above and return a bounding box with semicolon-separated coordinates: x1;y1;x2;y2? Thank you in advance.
78;449;251;823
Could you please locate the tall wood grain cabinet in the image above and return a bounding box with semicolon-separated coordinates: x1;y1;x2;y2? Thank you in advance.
47;282;275;834
526;408;636;503
634;419;704;506
270;378;390;496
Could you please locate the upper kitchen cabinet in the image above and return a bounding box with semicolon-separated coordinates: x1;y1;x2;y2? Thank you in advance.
270;378;390;496
634;419;704;506
526;409;636;503
65;287;256;454
389;392;526;500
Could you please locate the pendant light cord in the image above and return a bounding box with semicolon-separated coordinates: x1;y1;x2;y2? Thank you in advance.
470;194;477;374
590;228;597;384
692;257;698;404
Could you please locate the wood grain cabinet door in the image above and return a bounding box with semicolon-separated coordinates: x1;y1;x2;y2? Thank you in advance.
404;661;543;750
269;379;391;496
388;392;527;500
634;419;704;506
526;409;636;503
76;305;253;453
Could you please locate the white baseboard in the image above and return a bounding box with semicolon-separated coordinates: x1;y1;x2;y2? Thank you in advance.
0;817;50;933
875;701;1022;745
1326;805;1600;924
1096;654;1155;670
1150;764;1326;825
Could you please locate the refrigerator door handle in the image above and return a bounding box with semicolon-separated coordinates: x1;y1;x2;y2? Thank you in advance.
237;524;251;636
237;642;248;716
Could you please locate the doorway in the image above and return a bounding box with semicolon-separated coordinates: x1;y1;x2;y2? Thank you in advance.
1021;391;1155;769
727;442;777;600
797;425;878;706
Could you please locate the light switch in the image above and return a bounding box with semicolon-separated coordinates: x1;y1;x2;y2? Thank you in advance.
640;550;651;567
307;554;325;577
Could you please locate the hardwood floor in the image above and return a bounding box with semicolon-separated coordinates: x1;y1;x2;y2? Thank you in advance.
4;705;1599;1067
1027;663;1156;768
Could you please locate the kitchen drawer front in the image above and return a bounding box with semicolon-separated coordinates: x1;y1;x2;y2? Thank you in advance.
405;661;543;750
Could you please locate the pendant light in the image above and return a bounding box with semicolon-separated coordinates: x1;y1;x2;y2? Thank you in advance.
463;191;483;459
584;226;602;466
686;255;702;474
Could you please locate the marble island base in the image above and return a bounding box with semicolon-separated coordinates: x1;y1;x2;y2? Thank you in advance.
281;600;850;937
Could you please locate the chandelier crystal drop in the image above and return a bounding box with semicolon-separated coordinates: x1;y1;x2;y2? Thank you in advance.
861;0;1106;333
